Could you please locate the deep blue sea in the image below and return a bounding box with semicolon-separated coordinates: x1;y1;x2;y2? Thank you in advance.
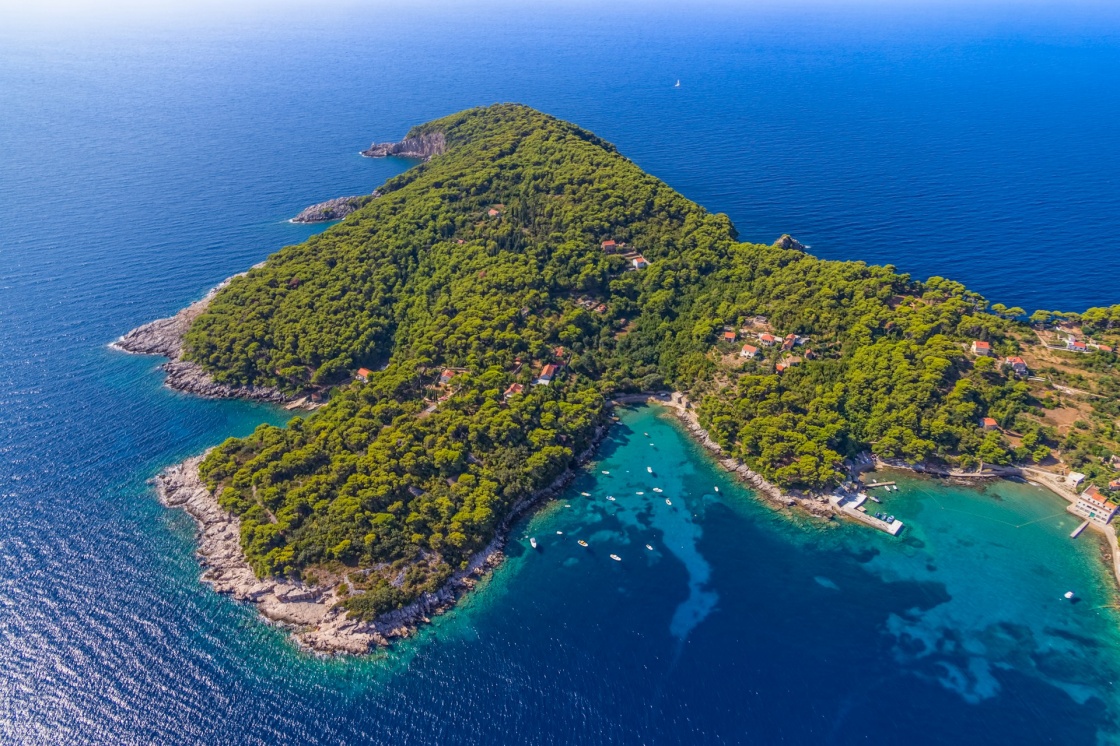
3;2;1120;743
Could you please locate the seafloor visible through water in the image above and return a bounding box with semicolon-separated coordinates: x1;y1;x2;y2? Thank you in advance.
3;3;1120;742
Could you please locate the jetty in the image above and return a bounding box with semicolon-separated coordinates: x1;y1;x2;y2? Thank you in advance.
829;493;904;536
864;481;896;489
1070;519;1090;539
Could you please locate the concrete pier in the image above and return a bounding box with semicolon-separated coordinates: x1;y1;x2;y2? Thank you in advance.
829;493;904;536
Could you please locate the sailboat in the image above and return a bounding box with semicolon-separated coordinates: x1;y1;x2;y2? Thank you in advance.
674;79;681;88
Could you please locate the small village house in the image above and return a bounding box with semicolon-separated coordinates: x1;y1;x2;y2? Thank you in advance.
759;333;777;346
439;369;456;386
487;207;501;217
971;340;991;356
1006;356;1029;377
722;330;737;342
1071;484;1117;526
631;255;649;270
782;333;797;351
356;367;373;382
981;417;999;430
600;239;618;252
740;344;759;359
503;383;524;400
535;364;559;385
1067;471;1086;488
1067;337;1088;352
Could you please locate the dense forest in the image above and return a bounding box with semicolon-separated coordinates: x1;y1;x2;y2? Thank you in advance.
187;104;1120;618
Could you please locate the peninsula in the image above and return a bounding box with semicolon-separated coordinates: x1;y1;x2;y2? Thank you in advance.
121;104;1120;652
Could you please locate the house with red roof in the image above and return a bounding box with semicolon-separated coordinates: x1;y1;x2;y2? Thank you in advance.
1067;337;1088;352
631;255;649;270
439;369;456;386
740;344;759;359
503;383;524;400
758;333;777;346
600;240;618;252
356;367;373;382
782;333;797;351
722;330;737;342
535;364;559;385
1006;356;1029;377
971;340;991;356
981;417;999;430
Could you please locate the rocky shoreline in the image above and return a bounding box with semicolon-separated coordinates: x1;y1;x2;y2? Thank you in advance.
111;271;290;405
290;193;378;224
360;132;446;160
157;419;611;655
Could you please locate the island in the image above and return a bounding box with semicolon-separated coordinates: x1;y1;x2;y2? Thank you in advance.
116;104;1120;653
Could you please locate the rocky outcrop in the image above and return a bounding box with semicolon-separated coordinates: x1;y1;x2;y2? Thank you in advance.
111;267;290;404
158;419;612;654
774;234;807;251
361;132;446;160
290;194;375;224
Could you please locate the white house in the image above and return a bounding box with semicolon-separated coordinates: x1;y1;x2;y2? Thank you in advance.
1071;485;1117;526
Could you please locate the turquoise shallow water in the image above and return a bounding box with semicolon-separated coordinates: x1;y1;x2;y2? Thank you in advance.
4;2;1120;742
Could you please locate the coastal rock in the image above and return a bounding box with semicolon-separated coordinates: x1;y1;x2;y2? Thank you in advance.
774;234;807;251
290;194;375;224
161;360;288;403
111;266;290;405
111;281;231;359
360;132;446;160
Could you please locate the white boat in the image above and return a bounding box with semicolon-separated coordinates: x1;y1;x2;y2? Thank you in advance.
607;495;616;501
674;79;680;87
578;540;588;547
636;491;645;495
645;544;654;551
581;492;591;496
647;466;653;473
602;471;610;475
665;498;672;506
564;504;571;507
556;530;563;535
529;537;537;549
610;554;622;561
714;486;719;493
1064;591;1075;600
652;487;663;493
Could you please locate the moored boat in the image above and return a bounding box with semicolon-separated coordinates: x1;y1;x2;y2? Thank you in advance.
610;554;622;561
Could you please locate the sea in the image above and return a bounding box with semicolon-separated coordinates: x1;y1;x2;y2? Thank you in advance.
2;2;1120;743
